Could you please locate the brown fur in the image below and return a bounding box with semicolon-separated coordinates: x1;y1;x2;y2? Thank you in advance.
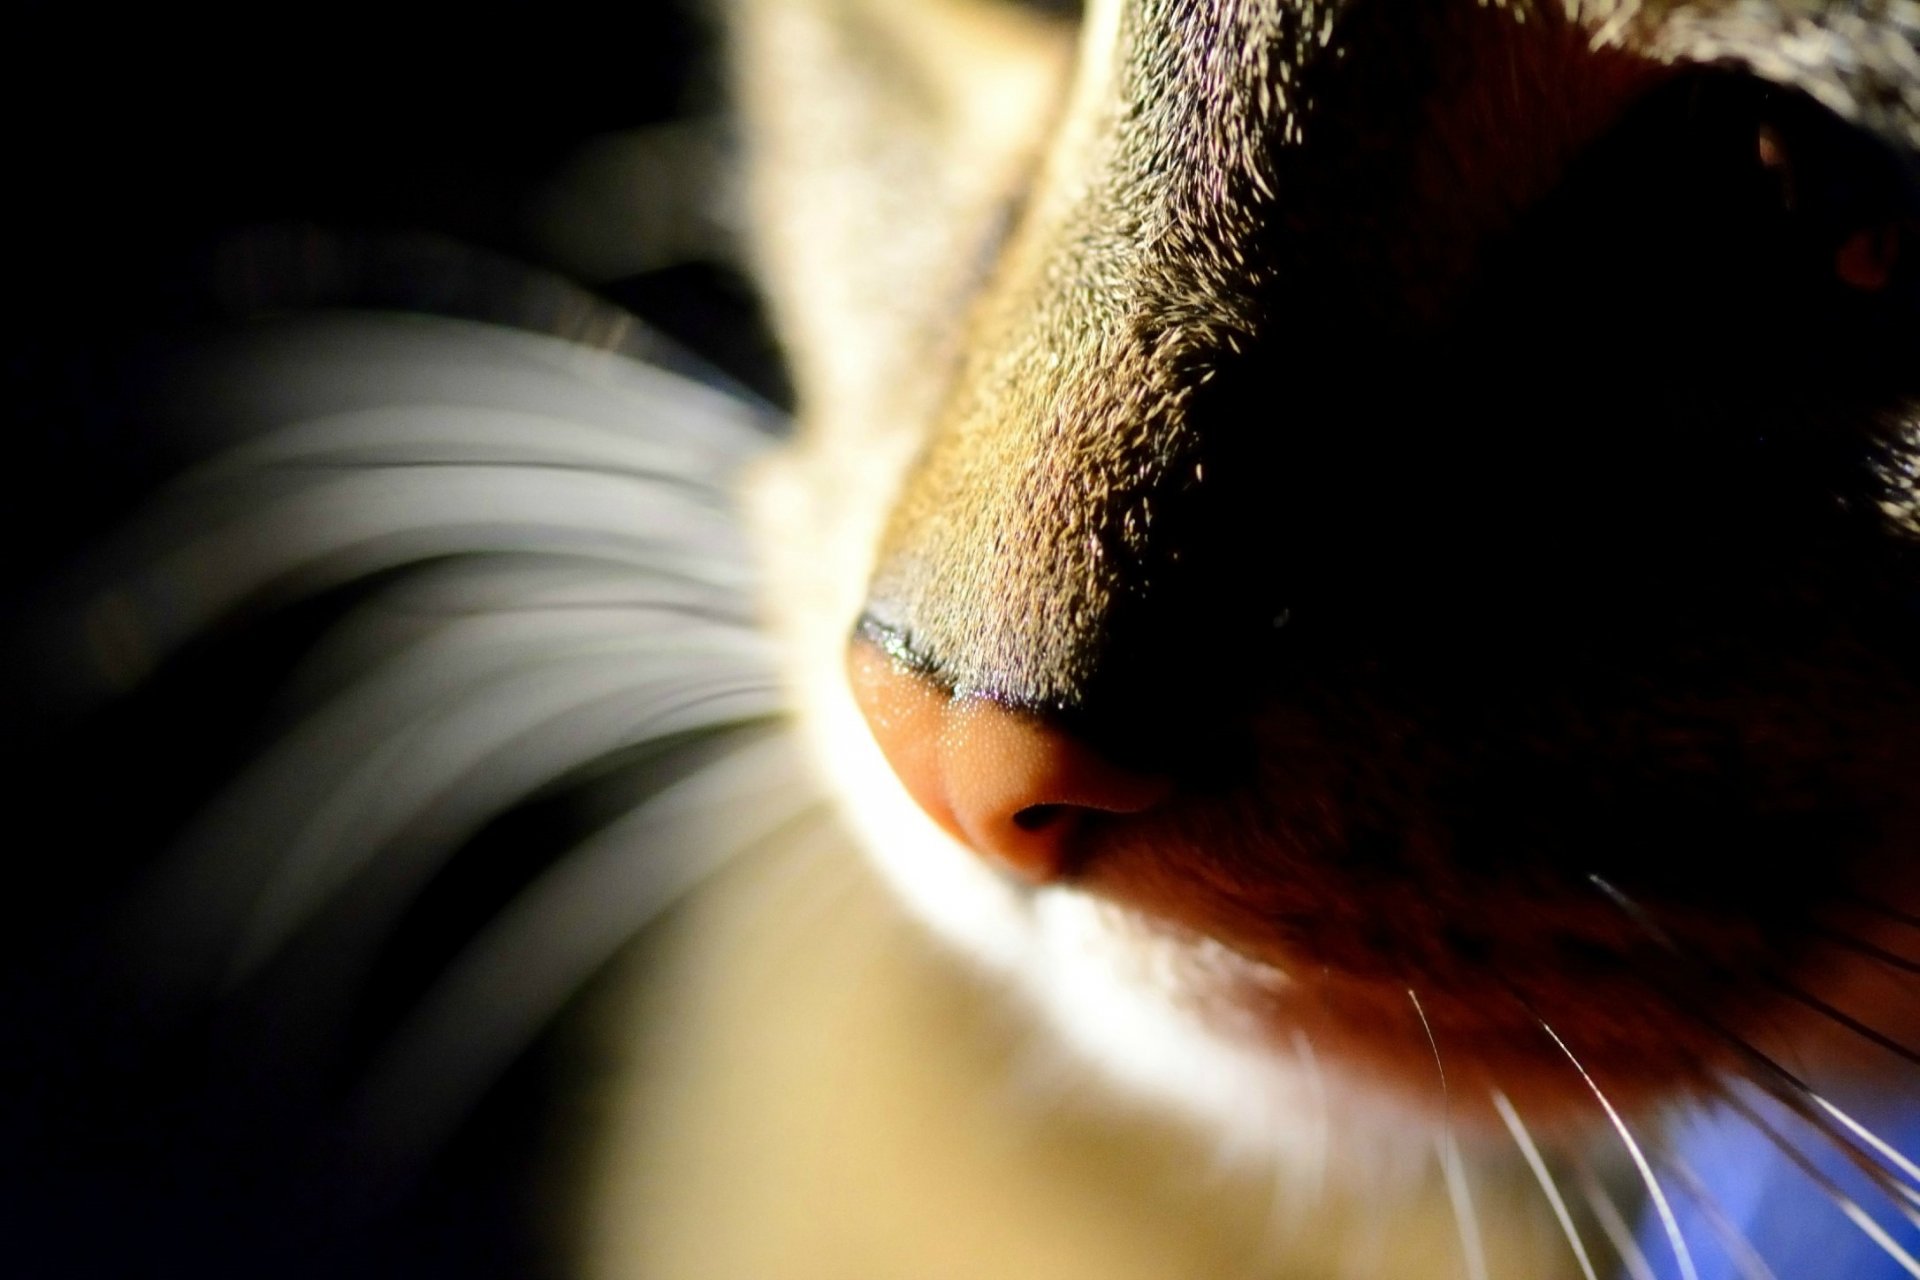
731;0;1920;1140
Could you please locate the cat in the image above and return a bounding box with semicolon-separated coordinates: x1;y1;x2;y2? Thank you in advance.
12;1;1920;1277
709;1;1920;1274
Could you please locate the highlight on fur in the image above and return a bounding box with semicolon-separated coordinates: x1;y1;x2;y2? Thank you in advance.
10;1;1920;1278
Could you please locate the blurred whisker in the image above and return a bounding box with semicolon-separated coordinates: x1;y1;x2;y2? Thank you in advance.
1767;976;1920;1072
1660;1146;1781;1280
1576;1160;1660;1280
1720;1089;1920;1278
1437;1130;1489;1280
43;313;774;708
1492;1089;1601;1280
347;728;819;1175
1540;1016;1700;1280
226;669;784;982
1586;873;1920;1208
1810;925;1920;977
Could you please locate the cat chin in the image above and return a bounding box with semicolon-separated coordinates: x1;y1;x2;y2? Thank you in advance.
795;630;1471;1181
1018;892;1469;1180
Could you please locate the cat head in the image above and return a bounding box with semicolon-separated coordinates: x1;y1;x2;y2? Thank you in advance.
740;0;1920;1145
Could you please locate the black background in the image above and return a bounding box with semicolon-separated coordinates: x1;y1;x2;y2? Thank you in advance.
4;4;771;1275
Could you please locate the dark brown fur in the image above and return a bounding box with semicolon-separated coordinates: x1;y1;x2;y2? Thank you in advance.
739;0;1920;1126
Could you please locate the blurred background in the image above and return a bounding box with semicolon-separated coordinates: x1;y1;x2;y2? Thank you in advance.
6;0;784;577
3;4;782;1275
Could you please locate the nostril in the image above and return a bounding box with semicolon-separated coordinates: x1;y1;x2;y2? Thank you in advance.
1012;804;1069;833
847;637;1171;883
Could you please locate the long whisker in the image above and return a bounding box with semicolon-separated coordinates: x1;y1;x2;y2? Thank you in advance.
1810;925;1920;977
1766;976;1920;1072
1408;989;1486;1280
1719;1089;1920;1279
1659;1147;1780;1280
1804;1094;1920;1200
346;728;818;1173
1491;1089;1601;1280
1731;1070;1920;1217
1576;1160;1660;1280
231;672;785;980
1437;1129;1490;1280
1409;988;1450;1117
1539;1016;1701;1280
1586;876;1920;1206
1588;874;1676;947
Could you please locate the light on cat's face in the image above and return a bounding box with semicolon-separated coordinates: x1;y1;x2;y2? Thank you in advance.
743;0;1920;1149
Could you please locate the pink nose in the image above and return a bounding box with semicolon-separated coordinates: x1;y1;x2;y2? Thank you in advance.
847;639;1172;883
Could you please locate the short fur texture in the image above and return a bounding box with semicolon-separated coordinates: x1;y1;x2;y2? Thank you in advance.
23;2;1920;1277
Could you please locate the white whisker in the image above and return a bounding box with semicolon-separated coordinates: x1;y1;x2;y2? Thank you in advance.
1491;1089;1601;1280
229;664;782;979
348;727;817;1166
1659;1147;1780;1280
1587;874;1920;1220
1809;1093;1920;1198
1576;1162;1660;1280
1733;1071;1920;1220
1408;988;1449;1114
1438;1130;1490;1280
1540;1017;1700;1280
1588;874;1678;951
1721;1089;1920;1279
48;313;774;708
1408;988;1484;1280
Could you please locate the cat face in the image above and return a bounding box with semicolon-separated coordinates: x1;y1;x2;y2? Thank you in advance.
741;0;1920;1149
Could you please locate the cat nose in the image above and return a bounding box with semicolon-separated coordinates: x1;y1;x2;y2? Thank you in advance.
848;639;1172;883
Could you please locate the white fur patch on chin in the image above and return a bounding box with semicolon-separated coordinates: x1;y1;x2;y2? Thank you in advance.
1023;893;1439;1185
810;656;1440;1182
1028;893;1310;1131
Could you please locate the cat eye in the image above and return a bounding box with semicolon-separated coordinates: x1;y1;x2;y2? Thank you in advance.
1531;69;1920;348
1690;76;1916;302
1752;115;1912;295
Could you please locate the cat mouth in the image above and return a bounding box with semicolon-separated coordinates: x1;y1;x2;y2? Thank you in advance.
848;633;1920;1127
1061;790;1920;1131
